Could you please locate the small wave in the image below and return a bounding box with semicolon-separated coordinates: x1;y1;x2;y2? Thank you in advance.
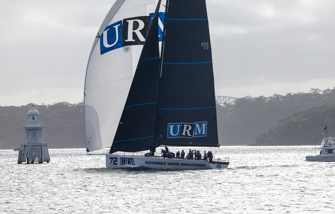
232;165;272;170
232;164;298;170
280;164;298;168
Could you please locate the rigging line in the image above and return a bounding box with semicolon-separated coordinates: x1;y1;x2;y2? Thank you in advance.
125;102;156;108
159;106;216;110
163;62;212;65
139;57;160;63
85;77;132;94
152;0;165;152
113;136;154;143
159;0;168;78
167;18;208;20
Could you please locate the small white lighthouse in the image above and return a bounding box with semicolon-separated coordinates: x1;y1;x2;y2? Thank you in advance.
18;105;50;164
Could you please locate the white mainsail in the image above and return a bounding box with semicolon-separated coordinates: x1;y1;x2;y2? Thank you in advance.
84;0;165;152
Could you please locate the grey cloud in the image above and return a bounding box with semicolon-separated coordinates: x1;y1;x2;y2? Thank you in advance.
208;0;335;97
1;0;335;105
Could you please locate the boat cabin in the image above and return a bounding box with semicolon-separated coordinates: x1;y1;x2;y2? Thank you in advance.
320;137;335;155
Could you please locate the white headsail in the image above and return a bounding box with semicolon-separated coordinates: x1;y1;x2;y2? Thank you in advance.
84;0;165;152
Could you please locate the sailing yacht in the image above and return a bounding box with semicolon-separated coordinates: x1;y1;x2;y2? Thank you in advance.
85;0;229;169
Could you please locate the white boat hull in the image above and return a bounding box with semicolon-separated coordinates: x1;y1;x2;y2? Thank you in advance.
106;154;229;170
306;155;335;162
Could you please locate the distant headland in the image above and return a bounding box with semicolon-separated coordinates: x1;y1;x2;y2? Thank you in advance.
1;87;335;149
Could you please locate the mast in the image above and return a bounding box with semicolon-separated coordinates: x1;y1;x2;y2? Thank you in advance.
151;0;169;154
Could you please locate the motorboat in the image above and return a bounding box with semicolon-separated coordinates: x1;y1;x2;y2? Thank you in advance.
306;137;335;162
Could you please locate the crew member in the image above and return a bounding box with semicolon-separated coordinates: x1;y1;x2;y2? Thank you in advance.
207;151;213;163
165;146;169;154
181;150;185;159
161;149;167;158
187;149;193;159
196;150;201;160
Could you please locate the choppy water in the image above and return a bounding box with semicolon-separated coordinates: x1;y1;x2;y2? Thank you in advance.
0;146;334;213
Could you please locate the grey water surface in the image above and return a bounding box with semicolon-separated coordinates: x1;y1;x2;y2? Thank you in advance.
0;146;334;213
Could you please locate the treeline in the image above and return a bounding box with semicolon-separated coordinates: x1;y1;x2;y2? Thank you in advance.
255;105;335;145
1;87;335;149
0;102;84;149
217;88;335;145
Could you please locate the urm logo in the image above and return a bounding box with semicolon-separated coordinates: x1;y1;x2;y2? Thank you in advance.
167;122;208;138
100;21;123;55
122;16;151;46
120;158;135;165
100;12;165;55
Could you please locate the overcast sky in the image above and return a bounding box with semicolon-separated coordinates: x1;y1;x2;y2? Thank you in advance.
1;0;335;106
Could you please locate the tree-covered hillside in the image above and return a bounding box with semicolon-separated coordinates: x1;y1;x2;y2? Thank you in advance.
255;105;335;145
1;87;335;149
0;102;84;149
217;88;335;145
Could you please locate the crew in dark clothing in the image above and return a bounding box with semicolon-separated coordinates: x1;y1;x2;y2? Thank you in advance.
167;152;175;158
187;149;193;159
197;150;202;160
165;146;169;154
181;150;185;159
176;151;180;158
207;151;213;163
161;149;167;158
203;151;207;161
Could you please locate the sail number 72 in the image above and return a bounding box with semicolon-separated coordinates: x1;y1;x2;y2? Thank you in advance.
109;157;118;165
